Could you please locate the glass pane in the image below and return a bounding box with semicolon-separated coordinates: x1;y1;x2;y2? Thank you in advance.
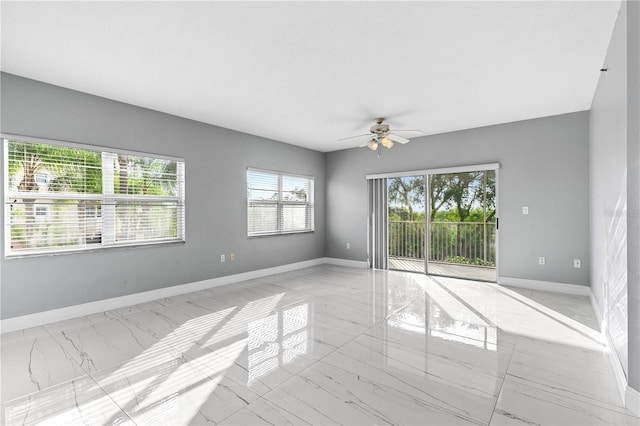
282;204;310;232
485;170;497;222
115;201;178;241
247;171;279;201
428;170;497;280
429;171;487;223
388;176;425;221
7;139;102;195
8;200;102;253
248;203;278;235
387;176;426;273
113;154;178;196
282;176;309;201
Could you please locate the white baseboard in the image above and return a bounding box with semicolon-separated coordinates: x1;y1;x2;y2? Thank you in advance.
323;257;368;268
0;257;328;334
589;292;604;329
497;276;591;296
588;288;635;412
605;326;629;404
627;385;640;417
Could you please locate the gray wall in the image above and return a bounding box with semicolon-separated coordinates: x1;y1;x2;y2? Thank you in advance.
590;1;629;380
0;73;326;319
590;0;640;395
326;111;590;286
627;0;640;395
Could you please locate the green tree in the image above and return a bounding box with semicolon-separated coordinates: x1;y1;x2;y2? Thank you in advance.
387;177;424;221
445;172;482;257
484;170;497;221
429;174;452;221
116;155;178;196
8;140;101;248
388;177;426;259
428;171;496;264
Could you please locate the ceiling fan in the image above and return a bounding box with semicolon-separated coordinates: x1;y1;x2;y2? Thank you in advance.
340;118;423;155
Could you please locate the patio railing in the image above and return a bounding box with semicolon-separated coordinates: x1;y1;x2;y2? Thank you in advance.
388;220;496;267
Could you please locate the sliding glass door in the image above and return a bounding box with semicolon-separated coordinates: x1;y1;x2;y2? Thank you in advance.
386;168;497;282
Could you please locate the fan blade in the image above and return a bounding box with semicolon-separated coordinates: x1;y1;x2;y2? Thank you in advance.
392;130;423;138
339;133;371;142
386;133;410;144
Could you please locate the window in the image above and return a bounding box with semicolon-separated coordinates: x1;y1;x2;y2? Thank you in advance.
247;169;314;236
4;137;185;257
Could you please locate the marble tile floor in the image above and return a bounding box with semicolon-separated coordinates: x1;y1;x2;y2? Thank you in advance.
1;265;639;425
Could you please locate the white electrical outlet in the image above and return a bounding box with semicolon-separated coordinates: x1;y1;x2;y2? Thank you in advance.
574;259;581;269
346;243;350;249
523;206;529;215
538;256;546;265
220;254;225;262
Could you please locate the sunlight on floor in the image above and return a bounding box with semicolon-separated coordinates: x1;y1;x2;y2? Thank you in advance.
391;274;606;352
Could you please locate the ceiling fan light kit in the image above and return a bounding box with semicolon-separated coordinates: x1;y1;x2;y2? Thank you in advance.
380;136;394;149
339;118;423;157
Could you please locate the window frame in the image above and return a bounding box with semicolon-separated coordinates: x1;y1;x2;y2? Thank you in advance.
3;134;186;258
247;168;314;237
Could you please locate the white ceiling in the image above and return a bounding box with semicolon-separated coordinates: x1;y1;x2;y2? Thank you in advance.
1;1;621;152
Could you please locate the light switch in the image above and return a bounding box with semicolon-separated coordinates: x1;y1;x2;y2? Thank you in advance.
523;206;529;215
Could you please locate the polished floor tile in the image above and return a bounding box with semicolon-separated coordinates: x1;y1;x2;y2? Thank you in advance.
321;345;497;423
2;265;639;425
49;317;162;375
491;376;639;425
241;358;483;425
91;346;260;425
3;374;133;425
507;337;621;405
0;326;85;403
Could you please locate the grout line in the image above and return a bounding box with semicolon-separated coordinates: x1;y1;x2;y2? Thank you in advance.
486;335;519;425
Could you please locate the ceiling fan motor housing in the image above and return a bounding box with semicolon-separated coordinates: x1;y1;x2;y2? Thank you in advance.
370;122;389;135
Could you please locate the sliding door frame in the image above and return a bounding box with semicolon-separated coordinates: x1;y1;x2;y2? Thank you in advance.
366;163;500;181
367;163;500;281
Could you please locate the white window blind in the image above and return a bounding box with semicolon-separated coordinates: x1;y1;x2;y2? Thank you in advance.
247;169;314;236
4;137;185;257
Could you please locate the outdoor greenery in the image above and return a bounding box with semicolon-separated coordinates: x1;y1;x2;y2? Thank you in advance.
8;139;103;193
388;171;496;267
7;140;102;250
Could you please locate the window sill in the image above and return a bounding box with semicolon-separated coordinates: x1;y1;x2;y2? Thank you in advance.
5;239;186;259
248;230;315;239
